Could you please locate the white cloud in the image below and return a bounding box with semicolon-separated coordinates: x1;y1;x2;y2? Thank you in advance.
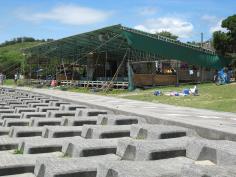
138;7;157;16
134;17;194;38
201;15;227;33
18;4;111;25
210;20;227;33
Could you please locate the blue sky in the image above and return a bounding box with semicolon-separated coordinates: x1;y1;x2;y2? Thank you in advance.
0;0;235;43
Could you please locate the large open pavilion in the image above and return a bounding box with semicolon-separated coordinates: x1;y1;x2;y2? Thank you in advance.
23;24;229;90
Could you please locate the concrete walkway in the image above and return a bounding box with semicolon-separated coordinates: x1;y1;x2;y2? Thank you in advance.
6;86;236;141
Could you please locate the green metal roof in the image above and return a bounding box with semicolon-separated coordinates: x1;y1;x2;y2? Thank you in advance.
23;24;230;69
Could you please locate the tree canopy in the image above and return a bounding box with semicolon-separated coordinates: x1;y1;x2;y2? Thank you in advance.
0;41;43;77
213;14;236;56
0;37;54;47
155;31;178;40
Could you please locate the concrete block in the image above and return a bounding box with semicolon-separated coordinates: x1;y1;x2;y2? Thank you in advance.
5;99;21;104
187;139;236;165
64;138;127;157
34;154;120;177
0;136;42;151
116;137;192;161
62;117;97;126
8;102;23;106
30;118;63;127
0;127;10;136
14;108;36;114
0;156;36;176
97;115;147;125
28;103;49;108
81;125;131;139
47;111;76;118
21;112;47;119
3;119;30;127
60;104;87;111
2;173;36;177
10;104;28;109
40;98;59;103
0;106;11;109
24;100;41;105
181;163;236;177
0;98;10;102
0;137;20;151
0;113;21;120
97;157;194;177
19;98;34;102
77;109;111;117
37;107;60;112
50;101;70;107
9;127;44;138
18;137;83;154
43;126;83;138
130;124;197;140
0;109;15;114
29;95;45;100
0;103;7;106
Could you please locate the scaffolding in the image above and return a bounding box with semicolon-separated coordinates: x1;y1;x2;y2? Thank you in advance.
22;24;229;89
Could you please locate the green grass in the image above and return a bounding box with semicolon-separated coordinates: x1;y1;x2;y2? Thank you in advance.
67;87;91;93
117;83;236;113
0;42;42;63
0;42;42;75
52;83;236;112
3;79;15;85
67;86;129;95
14;149;23;154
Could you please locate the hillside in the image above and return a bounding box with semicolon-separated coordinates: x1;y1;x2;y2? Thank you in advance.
0;42;42;77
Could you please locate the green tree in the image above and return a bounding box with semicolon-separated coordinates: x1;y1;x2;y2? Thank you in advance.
213;14;236;55
213;31;229;55
155;31;178;40
222;15;236;38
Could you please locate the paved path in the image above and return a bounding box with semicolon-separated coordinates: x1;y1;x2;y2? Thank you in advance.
6;86;236;141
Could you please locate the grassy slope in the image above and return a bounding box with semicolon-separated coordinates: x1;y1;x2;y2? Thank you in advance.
0;42;42;73
0;42;42;60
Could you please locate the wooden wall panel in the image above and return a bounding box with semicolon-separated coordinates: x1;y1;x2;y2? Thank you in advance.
133;74;177;86
153;75;177;85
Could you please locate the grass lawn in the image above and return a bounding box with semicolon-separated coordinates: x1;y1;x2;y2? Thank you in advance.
3;79;15;85
66;82;236;112
116;83;236;113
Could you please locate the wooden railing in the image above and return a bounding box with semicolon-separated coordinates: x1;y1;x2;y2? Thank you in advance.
78;80;128;89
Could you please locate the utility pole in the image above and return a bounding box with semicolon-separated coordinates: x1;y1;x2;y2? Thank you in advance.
201;32;204;47
200;32;204;83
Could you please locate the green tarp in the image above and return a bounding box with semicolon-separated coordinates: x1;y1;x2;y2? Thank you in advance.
24;24;231;70
123;31;230;69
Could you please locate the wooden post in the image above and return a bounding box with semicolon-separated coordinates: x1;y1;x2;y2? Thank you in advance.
176;61;180;86
200;66;204;83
